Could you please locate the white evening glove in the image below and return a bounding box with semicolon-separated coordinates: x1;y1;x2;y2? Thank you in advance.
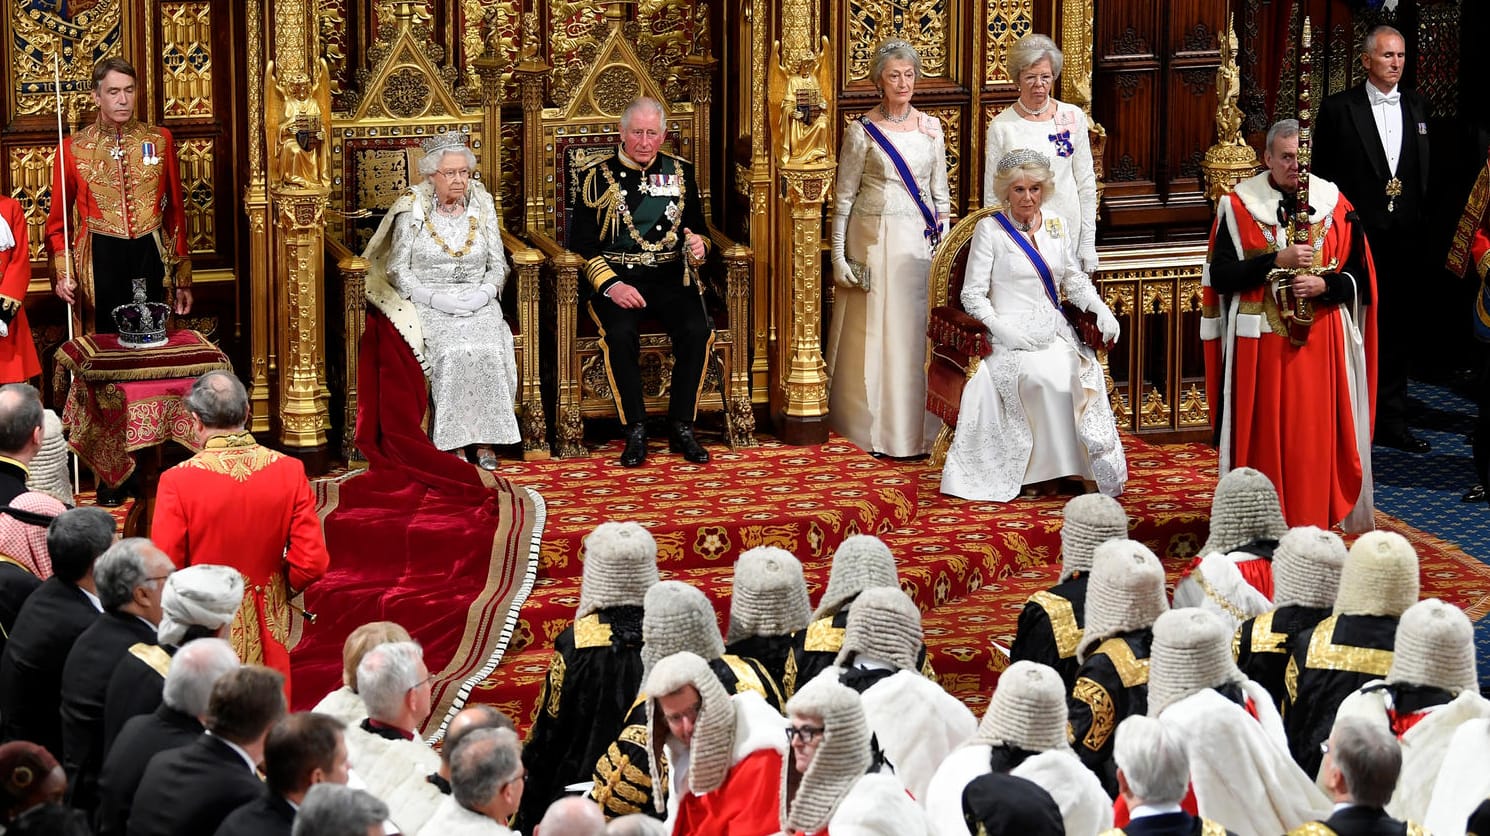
830;207;861;290
1096;305;1120;344
1080;249;1100;275
450;286;491;312
428;291;472;317
985;316;1035;351
410;286;433;306
479;283;500;305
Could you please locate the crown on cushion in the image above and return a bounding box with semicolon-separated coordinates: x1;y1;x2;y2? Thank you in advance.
111;277;171;349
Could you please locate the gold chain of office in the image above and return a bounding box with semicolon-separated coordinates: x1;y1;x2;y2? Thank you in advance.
599;164;686;255
422;201;481;259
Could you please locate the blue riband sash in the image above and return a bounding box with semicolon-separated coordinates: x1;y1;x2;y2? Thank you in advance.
858;117;941;249
992;210;1062;313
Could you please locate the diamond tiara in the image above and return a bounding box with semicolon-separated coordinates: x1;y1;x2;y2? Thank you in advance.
420;131;470;155
996;148;1052;174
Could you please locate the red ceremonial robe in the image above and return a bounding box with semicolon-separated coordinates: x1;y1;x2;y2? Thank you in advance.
151;432;330;693
1202;172;1377;530
672;748;783;836
0;198;40;384
1446;147;1490;333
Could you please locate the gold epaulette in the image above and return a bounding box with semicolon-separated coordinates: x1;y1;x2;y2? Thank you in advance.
573;148;615;173
129;643;173;678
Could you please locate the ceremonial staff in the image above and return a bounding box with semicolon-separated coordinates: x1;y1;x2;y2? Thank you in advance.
1271;17;1334;347
52;47;81;490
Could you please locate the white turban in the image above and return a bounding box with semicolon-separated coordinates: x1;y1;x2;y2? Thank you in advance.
158;564;245;646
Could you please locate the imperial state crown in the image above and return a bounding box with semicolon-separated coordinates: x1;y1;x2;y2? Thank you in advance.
112;276;171;349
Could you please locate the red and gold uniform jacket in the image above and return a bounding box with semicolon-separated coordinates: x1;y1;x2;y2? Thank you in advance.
1447;147;1490;338
151;432;329;694
0;198;40;383
45;117;190;328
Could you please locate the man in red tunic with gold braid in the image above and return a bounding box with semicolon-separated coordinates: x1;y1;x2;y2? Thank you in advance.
1446;146;1490;503
150;371;329;696
1202;119;1377;531
46;58;192;335
0;196;41;384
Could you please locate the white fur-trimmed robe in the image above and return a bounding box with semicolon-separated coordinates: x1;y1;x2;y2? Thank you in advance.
415;796;514;836
1424;718;1490;835
852;668;977;803
1158;681;1328;836
1333;683;1490;828
344;724;445;835
311;685;368;728
924;745;1111;836
795;772;932;836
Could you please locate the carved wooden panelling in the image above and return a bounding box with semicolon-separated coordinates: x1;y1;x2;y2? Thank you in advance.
920;105;963;210
7;146;55;262
7;0;123;121
177;137;216;254
1093;0;1225;234
637;0;701;100
983;0;1034;85
845;0;949;82
161;2;214;120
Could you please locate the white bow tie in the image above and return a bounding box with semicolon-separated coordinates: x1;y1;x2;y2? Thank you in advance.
1371;90;1401;107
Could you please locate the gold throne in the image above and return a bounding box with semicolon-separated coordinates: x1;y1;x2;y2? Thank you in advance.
324;7;547;459
514;11;755;458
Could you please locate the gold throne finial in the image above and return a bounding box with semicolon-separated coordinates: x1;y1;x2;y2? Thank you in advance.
1201;11;1260;201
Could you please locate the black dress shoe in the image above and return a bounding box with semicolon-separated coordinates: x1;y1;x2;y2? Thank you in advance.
1464;484;1488;503
619;423;647;467
669;421;710;464
1376;429;1430;453
95;485;125;507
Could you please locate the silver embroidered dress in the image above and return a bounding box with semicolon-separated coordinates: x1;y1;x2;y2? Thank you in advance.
384;183;520;451
940;210;1126;501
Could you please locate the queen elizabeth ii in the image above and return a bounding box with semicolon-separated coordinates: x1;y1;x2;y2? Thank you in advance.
361;132;519;469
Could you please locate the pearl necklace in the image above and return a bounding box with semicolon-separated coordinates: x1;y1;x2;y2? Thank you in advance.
878;103;912;124
1012;97;1052;118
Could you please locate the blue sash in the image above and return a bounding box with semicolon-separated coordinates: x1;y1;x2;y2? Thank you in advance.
991;211;1063;313
858;117;941;249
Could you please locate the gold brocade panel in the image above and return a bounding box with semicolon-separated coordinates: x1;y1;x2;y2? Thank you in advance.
160;2;214;120
6;146;55;264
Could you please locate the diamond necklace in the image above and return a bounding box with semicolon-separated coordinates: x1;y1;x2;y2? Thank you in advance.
878;103;912;124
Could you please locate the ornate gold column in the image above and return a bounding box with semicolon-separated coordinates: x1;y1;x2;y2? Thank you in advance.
747;0;773;405
268;0;332;470
769;7;834;444
245;0;272;433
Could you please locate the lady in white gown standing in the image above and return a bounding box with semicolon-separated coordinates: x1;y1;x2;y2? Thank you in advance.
941;149;1126;501
827;39;949;458
983;34;1100;274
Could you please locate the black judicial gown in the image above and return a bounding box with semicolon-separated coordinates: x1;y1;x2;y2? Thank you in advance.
515;605;646;832
1068;629;1153;797
1283;613;1398;777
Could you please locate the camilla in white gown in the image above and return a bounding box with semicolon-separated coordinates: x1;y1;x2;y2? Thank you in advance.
362;137;520;465
828;39;949;458
941;150;1125;502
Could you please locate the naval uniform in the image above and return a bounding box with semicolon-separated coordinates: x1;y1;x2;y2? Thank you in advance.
568;148;714;425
